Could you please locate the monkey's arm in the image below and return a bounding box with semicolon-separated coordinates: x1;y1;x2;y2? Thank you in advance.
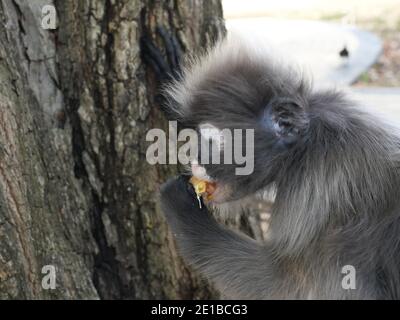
160;176;279;299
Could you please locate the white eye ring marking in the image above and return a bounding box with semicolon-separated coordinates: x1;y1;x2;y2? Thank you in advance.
199;123;224;151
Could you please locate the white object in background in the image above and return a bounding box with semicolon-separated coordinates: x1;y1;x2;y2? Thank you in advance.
226;18;382;87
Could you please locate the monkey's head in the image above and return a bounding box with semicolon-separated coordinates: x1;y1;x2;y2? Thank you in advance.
164;35;312;203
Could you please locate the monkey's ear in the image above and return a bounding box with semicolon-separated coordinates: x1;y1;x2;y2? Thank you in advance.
270;97;309;144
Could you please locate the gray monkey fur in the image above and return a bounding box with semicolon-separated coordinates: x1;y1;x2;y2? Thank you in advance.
159;36;400;299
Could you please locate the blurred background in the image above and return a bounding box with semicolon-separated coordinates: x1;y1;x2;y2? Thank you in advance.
223;0;400;86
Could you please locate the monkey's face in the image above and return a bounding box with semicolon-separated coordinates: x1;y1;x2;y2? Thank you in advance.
186;95;310;204
165;38;310;203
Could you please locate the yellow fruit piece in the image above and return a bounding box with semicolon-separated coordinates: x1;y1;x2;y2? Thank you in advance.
190;176;207;195
189;176;216;201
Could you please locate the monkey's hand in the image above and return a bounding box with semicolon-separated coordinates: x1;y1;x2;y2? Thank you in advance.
140;26;182;82
140;26;183;120
161;176;269;299
160;175;215;236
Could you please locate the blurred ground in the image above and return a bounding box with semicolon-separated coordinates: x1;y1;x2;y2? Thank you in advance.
223;0;400;86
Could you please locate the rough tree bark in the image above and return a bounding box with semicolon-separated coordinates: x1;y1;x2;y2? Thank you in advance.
0;0;262;299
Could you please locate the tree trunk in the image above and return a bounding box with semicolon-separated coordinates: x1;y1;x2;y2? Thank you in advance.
0;0;261;299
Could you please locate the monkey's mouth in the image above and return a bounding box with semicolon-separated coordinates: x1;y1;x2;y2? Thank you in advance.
190;163;232;203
